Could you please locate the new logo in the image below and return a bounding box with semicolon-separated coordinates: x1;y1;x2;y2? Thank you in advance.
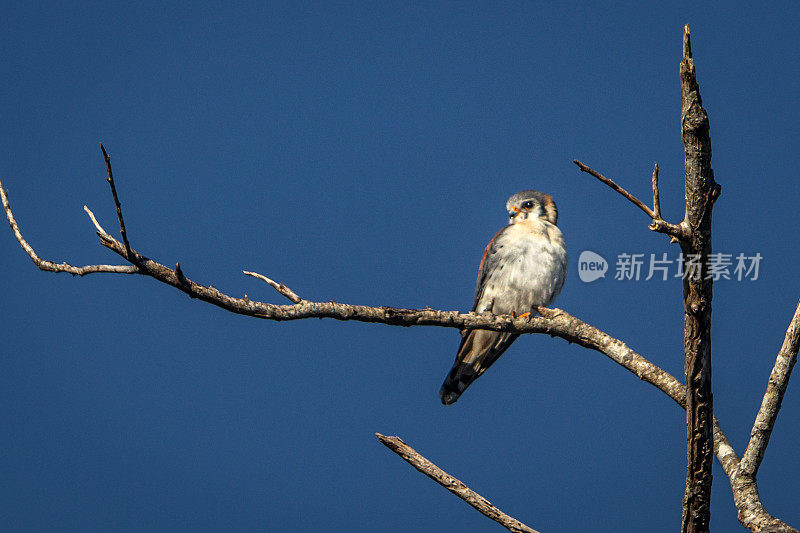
578;250;608;283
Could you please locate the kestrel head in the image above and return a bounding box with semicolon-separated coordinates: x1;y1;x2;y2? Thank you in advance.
506;190;558;225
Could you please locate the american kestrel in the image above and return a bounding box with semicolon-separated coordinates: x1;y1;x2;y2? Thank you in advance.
439;190;568;405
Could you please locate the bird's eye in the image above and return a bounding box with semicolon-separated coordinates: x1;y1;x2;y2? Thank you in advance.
521;201;535;210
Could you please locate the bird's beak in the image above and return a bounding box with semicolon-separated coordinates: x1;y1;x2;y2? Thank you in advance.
508;206;520;219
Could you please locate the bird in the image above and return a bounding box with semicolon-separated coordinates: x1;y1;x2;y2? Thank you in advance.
439;190;568;405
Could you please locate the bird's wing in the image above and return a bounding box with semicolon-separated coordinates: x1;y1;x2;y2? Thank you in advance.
471;225;511;312
440;226;519;404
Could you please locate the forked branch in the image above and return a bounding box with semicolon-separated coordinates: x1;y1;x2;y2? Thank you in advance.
574;25;724;533
572;159;688;242
0;179;138;275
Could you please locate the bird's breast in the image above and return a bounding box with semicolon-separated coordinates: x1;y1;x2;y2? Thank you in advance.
479;222;568;315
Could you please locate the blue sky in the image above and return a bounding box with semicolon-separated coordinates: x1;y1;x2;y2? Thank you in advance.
2;2;799;531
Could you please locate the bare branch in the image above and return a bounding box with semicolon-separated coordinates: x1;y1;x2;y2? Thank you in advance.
243;270;304;303
376;433;540;533
652;162;661;219
104;218;786;530
572;159;688;241
679;23;719;533
5;185;793;530
83;205;111;237
568;27;789;531
573;159;656;218
739;298;800;478
0;180;137;275
100;143;132;259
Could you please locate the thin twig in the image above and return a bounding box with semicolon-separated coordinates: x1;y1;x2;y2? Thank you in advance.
652;162;661;219
739;298;800;478
84;205;110;236
100;143;132;259
243;270;303;303
573;159;655;218
572;159;687;241
0;180;137;275
376;434;540;533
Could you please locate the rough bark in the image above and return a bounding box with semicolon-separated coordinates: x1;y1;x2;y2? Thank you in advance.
731;299;800;532
679;25;720;533
739;299;800;477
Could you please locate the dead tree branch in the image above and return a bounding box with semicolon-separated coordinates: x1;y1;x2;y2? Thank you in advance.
0;179;138;275
726;299;800;532
740;299;800;477
652;163;661;219
679;24;720;533
376;434;540;533
574;26;722;532
572;159;688;243
243;270;304;303
100;143;133;260
2;176;792;530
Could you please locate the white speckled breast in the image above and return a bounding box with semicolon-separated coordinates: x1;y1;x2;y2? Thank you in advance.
477;220;567;315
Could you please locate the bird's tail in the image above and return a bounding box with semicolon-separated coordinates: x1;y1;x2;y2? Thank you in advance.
439;330;519;405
